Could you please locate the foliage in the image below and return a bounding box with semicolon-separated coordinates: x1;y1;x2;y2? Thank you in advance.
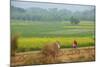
11;20;95;37
11;6;95;21
16;37;95;52
11;20;95;52
70;16;80;24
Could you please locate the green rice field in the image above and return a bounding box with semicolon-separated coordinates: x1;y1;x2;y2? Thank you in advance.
11;20;95;52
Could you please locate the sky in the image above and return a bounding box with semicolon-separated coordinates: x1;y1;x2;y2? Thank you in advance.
11;1;95;12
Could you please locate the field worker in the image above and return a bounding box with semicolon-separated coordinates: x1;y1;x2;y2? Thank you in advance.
72;40;78;48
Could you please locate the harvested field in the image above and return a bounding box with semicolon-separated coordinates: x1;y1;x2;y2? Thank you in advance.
11;46;95;66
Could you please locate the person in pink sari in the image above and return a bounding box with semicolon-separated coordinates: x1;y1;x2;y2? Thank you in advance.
72;40;78;48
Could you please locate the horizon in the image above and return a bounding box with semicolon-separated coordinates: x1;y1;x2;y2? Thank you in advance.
11;1;95;12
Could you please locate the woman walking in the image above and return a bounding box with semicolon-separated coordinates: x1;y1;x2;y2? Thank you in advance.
72;40;78;48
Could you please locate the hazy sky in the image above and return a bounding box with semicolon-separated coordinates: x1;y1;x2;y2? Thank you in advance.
11;1;95;12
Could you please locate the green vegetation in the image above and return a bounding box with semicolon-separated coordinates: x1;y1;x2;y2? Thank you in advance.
17;37;94;52
11;20;95;52
11;5;95;21
70;16;80;24
11;20;94;37
11;1;95;52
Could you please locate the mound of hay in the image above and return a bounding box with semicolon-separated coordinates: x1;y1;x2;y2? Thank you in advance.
40;41;61;63
11;34;19;56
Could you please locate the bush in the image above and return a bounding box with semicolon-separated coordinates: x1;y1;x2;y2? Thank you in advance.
70;16;80;24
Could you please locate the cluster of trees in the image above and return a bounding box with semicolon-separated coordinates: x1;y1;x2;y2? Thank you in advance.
70;16;80;24
11;6;95;23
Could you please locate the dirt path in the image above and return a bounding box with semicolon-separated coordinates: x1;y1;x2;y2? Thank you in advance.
11;46;95;66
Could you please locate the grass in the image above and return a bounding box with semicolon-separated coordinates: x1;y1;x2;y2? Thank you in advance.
17;37;95;52
11;20;95;37
11;20;95;52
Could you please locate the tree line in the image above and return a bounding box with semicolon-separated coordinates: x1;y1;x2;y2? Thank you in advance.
11;6;95;22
